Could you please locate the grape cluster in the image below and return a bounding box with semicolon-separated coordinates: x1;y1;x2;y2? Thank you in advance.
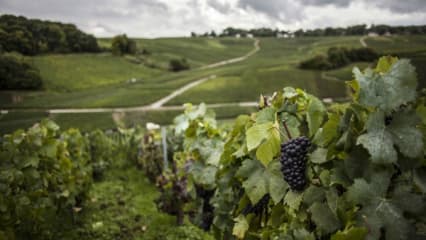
242;194;270;216
195;185;215;230
385;115;393;126
280;136;311;191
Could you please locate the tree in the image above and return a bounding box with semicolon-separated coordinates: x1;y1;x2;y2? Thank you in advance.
111;34;137;55
0;53;42;89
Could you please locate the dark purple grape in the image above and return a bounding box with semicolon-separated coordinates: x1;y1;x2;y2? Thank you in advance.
280;136;311;191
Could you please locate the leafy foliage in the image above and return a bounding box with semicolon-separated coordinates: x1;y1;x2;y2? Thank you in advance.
111;34;137;56
0;14;99;55
153;56;425;239
0;53;43;90
300;47;378;70
0;120;92;239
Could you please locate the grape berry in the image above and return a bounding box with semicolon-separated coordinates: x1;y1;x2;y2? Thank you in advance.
280;136;311;191
242;194;270;216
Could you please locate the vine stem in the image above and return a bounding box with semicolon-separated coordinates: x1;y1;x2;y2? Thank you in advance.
282;120;292;140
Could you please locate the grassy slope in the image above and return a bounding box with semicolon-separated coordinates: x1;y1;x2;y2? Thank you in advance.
167;36;361;105
0;38;253;108
33;53;164;91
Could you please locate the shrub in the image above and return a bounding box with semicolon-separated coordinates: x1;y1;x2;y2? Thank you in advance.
0;121;92;239
169;58;190;72
111;34;137;56
0;53;43;90
300;47;379;70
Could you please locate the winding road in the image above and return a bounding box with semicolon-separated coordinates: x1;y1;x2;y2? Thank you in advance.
17;38;261;114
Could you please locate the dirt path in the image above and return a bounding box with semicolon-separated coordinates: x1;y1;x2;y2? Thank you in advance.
199;39;260;69
29;39;261;114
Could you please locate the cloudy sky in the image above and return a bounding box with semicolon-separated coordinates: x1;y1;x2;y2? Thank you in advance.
0;0;425;38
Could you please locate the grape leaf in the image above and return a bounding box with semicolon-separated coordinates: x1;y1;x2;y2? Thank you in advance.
331;227;368;240
387;110;423;159
346;170;412;240
246;123;273;151
306;96;326;137
357;111;397;164
353;58;417;112
237;159;287;204
417;104;426;125
246;122;281;166
233;215;249;239
375;56;398;73
256;107;276;124
309;202;341;235
414;168;426;193
358;110;423;163
284;190;303;211
303;185;325;206
313;112;340;147
293;228;315;240
266;160;288;204
310;148;328;164
237;159;268;204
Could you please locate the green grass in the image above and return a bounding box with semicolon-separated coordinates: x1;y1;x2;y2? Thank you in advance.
56;166;213;240
0;111;48;134
167;37;363;105
33;53;165;91
100;37;254;68
326;62;372;81
1;35;425;110
365;35;426;55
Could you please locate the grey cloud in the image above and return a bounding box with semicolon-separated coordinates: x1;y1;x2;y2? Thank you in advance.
238;0;303;22
207;0;232;13
299;0;352;7
372;0;426;13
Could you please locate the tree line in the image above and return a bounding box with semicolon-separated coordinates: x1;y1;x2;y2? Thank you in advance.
0;14;99;55
192;24;426;38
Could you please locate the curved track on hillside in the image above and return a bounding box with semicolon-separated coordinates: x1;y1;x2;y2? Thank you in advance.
2;38;261;114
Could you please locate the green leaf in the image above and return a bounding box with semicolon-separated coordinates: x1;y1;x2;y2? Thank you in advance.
417;104;426;125
266;160;288;204
256;107;276;124
306;96;326;137
387;110;423;159
310;148;328;164
246;122;281;166
375;56;398;73
313;112;340;147
237;159;287;204
284;191;303;211
354;59;417;112
246;122;273;151
293;228;315;240
303;185;325;206
309;202;341;235
233;215;249;239
237;159;268;204
331;227;368;240
414;168;426;193
357;111;397;164
256;128;280;166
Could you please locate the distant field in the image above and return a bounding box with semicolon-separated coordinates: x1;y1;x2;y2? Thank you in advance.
99;37;254;68
32;53;164;91
167;36;362;105
365;35;426;54
326;62;372;81
1;35;425;132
